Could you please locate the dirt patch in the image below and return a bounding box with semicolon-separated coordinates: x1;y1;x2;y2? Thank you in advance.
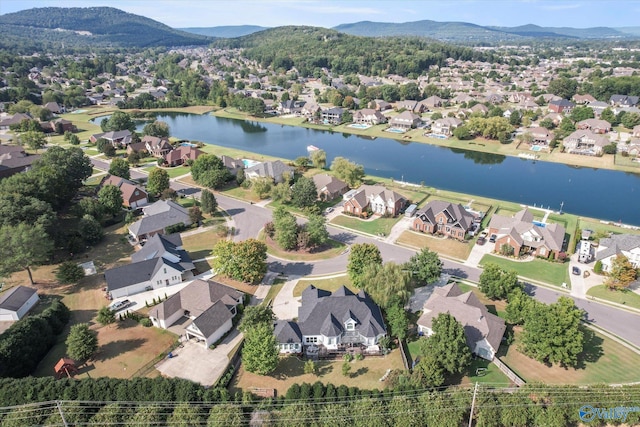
231;350;405;395
214;276;258;296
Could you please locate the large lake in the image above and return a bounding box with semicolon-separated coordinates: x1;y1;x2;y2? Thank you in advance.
119;113;639;225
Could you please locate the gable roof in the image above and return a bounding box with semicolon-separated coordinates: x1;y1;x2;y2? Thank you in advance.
417;283;505;353
245;160;294;180
100;174;147;203
312;173;348;195
415;200;477;231
191;300;233;337
0;286;37;311
596;234;640;261
275;320;302;344
489;208;565;252
132;233;194;271
128;200;191;238
105;258;177;292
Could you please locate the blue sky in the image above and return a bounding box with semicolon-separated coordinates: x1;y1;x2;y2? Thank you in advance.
2;0;640;28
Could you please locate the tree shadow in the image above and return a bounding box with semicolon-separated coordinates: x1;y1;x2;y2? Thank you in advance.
94;338;146;362
443;267;468;279
330;232;358;244
351;366;369;377
116;318;140;329
225;207;246;217
267;261;313;277
272;356;305;380
574;326;604;370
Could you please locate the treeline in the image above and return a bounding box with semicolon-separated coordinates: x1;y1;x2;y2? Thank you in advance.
0;300;70;378
214;26;505;77
2;377;640;426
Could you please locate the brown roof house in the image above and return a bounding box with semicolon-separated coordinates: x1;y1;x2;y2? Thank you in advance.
563;130;610;156
412;200;478;240
527;127;554;146
100;174;149;209
149;279;244;348
163;145;204;167
343;184;406;217
312;173;349;201
576;119;612;134
432;117;462;136
0;144;40;179
389;111;421;130
221;155;245;176
417;283;505;360
353;109;387;125
0;286;39;321
143;135;173;157
488;208;565;260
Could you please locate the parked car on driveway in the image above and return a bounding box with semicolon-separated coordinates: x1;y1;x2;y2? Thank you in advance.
489;234;497;243
477;237;486;245
110;299;132;311
572;266;581;275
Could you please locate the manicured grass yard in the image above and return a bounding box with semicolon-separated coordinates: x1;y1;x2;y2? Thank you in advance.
499;328;640;384
181;227;226;260
587;285;640;310
480;254;569;287
261;232;346;262
396;230;473;261
294;274;357;297
143;165;191;178
330;214;400;236
231;349;405;396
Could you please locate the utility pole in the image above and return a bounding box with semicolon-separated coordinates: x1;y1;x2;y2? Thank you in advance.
468;382;479;427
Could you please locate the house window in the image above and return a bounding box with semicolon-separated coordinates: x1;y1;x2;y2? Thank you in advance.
540;248;546;255
305;337;318;344
163;268;167;274
438;217;443;224
346;322;354;331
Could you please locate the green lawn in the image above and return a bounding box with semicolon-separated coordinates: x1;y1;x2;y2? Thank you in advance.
480;254;569;287
396;230;473;261
330;214;401;236
294;274;357;297
587;285;640;310
262;232;346;262
263;281;285;305
180;226;226;260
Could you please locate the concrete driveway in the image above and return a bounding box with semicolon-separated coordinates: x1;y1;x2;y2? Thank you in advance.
271;277;301;320
155;330;243;386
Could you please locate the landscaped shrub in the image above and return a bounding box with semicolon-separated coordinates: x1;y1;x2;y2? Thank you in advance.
139;318;152;327
594;260;603;274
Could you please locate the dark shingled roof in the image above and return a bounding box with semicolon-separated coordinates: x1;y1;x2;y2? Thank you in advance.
132;234;194;272
274;320;302;344
191;300;233;338
0;286;37;311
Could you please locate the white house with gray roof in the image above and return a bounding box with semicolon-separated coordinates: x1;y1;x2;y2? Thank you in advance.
128;200;191;242
275;285;386;355
105;234;195;299
417;283;505;360
244;160;295;184
149;279;243;348
595;234;640;273
0;286;39;321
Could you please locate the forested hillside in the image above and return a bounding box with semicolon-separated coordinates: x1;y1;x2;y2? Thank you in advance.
0;7;212;48
213;26;503;77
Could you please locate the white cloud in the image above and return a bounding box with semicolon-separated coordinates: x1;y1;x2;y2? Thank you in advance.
541;3;581;11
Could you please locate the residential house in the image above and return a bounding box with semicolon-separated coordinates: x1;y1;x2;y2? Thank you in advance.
343;184;406;217
277;100;305;115
469;104;489;116
610;95;639;107
149;279;243;348
487;208;565;259
312;173;349;201
432;117;463;136
126;141;147;155
618;139;640;158
143;135;173;157
371;99;392;111
527;127;554;146
128;199;192;242
548;99;575;114
47;118;75;133
576;118;612;134
0;144;40;179
572;94;596;104
0;112;32;130
0;286;39;321
416;283;505;360
595;234;640;272
451;93;475;105
275;285;387;355
89;130;132;148
43;101;64;114
395;100;418;111
352;109;387;125
588;101;609;117
245;160;295;184
542;112;563;126
100;174;148;209
563;130;610;156
422;95;444;109
301;102;321;119
105;234;195;299
321;107;344;125
389;111;421;130
163;146;204;167
412;200;478;240
485;93;504;105
221;155;245;176
633;125;640;138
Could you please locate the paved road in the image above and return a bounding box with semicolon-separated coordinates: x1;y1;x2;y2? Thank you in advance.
89;160;640;348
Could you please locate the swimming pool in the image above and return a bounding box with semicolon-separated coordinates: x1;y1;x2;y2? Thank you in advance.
385;127;406;134
180;142;197;147
532;220;546;228
348;123;371;129
242;159;260;168
531;145;543;152
425;133;447;139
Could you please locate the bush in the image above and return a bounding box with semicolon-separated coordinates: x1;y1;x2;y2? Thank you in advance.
594;260;603;274
343;353;353;362
55;261;85;284
139;318;152;327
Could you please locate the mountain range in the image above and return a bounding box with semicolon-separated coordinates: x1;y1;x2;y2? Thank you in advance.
1;6;639;49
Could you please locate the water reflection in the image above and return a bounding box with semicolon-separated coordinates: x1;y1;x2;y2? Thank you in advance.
449;148;506;165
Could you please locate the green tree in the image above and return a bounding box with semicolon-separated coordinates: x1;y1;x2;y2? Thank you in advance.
539;118;555;129
453;125;471;140
310;149;327;169
504;288;536;325
341;360;352;377
420;312;471;375
96;306;116;326
55;261;85;284
166;402;204;426
65;323;98;362
385;301;409;340
405;248;443;286
274;208;298;250
330;157;365;188
600;107;617;125
20;130;46;152
547;77;578;100
190;154;231;189
146;168;170;196
142;120;170;138
101;111;136;132
604;253;637;290
242;322;279;375
519;296;584;367
78;214;104;244
0;193;55;231
200;189;218;214
621;112;640;129
291;176;317;208
479;263;521;300
359;262;411;308
509;110;521;126
270;182;291;203
207;404;244;427
304;359;317;375
347;243;382;288
0;223;53;284
211;239;267;284
98;184;123;216
252;177;273;199
189;206;203;225
238;305;275;333
306;213;329;248
108;157;130;180
570;106;595;122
